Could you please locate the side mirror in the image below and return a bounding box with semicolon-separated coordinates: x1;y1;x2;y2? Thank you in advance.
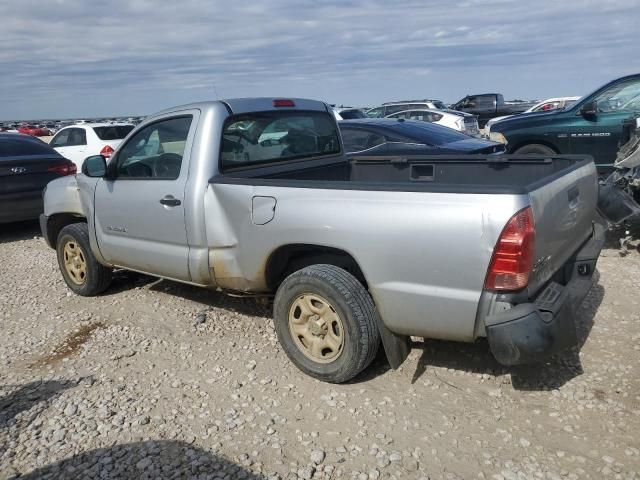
81;155;107;177
580;100;598;117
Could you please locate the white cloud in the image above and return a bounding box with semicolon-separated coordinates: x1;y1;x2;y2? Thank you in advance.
0;0;637;118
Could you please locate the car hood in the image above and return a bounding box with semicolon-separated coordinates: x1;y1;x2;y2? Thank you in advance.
490;109;565;131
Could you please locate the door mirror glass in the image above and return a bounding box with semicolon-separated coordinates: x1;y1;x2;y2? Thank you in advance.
580;100;598;117
82;155;107;177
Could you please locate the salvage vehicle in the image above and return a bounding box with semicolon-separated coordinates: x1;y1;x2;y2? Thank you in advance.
597;117;640;253
451;94;537;128
489;74;640;175
0;133;76;224
41;98;604;383
339;118;503;154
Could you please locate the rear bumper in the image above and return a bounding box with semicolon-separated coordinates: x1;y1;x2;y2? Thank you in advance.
485;222;605;366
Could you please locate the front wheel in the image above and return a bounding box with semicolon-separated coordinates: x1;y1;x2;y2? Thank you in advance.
56;223;112;296
273;264;380;383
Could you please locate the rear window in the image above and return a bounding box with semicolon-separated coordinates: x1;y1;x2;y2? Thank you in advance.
0;136;60;158
221;111;341;170
93;125;134;140
386;120;468;145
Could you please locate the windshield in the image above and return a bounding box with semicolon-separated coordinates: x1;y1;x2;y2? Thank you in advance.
432;100;447;110
594;78;640;113
221;111;341;170
93;125;134;140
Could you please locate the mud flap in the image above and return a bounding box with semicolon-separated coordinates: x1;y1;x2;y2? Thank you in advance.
376;316;411;369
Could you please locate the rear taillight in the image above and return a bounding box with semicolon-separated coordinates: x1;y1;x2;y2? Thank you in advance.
100;145;115;158
48;162;77;176
484;206;535;291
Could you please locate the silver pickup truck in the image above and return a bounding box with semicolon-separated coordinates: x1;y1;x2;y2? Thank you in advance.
41;98;604;383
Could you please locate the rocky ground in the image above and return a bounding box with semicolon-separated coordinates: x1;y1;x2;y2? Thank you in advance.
0;221;639;479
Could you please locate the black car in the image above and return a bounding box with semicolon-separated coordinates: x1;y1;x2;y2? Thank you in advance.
0;133;76;224
339;118;504;155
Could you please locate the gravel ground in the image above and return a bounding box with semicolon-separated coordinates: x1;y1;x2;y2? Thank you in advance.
1;221;639;480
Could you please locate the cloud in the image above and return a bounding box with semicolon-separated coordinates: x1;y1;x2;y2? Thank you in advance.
0;0;637;118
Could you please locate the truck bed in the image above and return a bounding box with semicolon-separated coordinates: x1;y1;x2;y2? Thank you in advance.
215;154;594;195
213;153;598;307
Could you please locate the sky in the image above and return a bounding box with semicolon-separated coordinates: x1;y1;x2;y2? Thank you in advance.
1;0;639;120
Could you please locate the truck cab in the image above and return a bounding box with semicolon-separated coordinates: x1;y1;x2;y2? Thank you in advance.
490;74;640;175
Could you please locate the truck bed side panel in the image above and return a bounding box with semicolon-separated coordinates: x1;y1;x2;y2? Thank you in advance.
205;184;527;341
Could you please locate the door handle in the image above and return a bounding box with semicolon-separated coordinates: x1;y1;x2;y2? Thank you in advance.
159;195;181;207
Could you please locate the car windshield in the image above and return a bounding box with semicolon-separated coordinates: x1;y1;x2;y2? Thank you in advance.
93;125;134;140
594;78;640;113
432;100;447;110
221;111;341;170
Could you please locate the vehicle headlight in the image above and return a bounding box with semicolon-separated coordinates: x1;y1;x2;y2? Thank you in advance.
489;132;508;144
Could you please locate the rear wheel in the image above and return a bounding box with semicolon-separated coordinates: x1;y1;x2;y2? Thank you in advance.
514;144;556;155
56;223;112;296
273;264;380;383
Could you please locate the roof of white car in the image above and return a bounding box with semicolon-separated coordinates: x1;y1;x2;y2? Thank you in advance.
64;123;134;129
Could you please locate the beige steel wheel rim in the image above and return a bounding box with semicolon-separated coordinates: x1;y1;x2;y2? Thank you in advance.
63;240;87;285
288;293;345;363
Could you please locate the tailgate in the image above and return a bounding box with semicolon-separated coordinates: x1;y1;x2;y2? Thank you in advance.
527;159;598;294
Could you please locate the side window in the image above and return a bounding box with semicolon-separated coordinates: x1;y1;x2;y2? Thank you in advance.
50;129;71;148
67;129;87;146
464;96;478;108
385;105;410;115
594;78;640;113
114;116;192;180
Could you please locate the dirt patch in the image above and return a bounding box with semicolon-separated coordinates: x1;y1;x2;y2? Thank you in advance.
32;322;105;367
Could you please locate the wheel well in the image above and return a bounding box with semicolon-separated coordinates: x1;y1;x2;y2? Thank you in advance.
509;141;559;154
265;244;367;290
45;213;86;247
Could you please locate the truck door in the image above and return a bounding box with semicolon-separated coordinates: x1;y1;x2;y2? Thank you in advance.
568;77;640;172
93;112;198;281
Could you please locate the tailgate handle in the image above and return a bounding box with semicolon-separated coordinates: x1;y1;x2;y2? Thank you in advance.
568;186;580;208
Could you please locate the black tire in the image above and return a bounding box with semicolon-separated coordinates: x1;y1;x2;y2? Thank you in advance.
514;143;556;155
273;264;380;383
56;223;112;296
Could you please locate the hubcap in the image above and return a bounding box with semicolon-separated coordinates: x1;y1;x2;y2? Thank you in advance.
63;241;87;285
288;294;344;363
